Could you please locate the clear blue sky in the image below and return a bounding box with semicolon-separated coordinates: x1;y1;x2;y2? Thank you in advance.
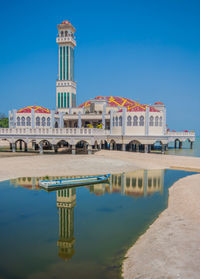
0;0;199;132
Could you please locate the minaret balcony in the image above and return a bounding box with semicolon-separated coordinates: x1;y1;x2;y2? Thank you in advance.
56;80;76;88
56;37;76;46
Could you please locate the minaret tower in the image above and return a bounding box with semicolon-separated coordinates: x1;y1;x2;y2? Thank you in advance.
56;20;76;111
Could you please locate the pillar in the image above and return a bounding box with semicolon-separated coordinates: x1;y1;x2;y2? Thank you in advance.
161;144;165;154
190;141;193;149
71;145;76;155
12;143;16;152
31;109;35;128
122;143;126;151
39;143;43;154
144;144;148;153
88;145;92;155
78;111;82;128
102;104;106;129
52;145;58;153
145;106;149;136
174;141;177;149
136;144;139;152
122;107;126;136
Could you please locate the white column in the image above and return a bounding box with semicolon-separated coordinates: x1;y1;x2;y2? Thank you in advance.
39;143;43;154
102;104;106;129
145;106;149;136
51;110;55;128
31;109;35;128
13;109;16;128
110;110;113;135
122;108;126;136
8;111;11;128
78;111;82;128
162;107;166;135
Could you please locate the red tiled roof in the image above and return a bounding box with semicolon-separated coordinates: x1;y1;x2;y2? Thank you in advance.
17;106;50;114
79;96;160;112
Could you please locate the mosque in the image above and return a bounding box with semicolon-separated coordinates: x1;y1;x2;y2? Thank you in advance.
2;20;195;154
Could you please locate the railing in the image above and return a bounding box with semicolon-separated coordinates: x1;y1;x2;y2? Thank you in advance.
166;131;195;137
0;128;106;136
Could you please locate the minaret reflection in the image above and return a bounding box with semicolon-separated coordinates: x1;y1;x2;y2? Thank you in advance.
57;187;76;260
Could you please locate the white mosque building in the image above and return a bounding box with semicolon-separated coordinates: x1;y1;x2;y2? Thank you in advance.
3;20;195;154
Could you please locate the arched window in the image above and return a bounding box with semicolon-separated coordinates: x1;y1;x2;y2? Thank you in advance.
61;31;64;37
155;116;159;126
47;117;51;127
41;117;46;127
26;116;31;126
133;116;138;126
65;30;68;36
119;116;122;126
149;116;154;126
21;117;25;126
160;116;162;126
112;117;115;127
36;117;40;126
139;116;144;126
127;116;132;126
115;116;118;127
17;117;20;126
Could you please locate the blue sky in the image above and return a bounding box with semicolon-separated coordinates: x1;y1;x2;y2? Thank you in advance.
0;0;199;132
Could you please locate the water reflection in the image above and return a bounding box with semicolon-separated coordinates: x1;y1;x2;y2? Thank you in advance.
10;169;164;198
57;188;76;260
89;170;164;197
10;169;164;262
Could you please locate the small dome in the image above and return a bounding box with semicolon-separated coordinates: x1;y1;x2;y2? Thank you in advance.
61;20;72;25
154;101;164;105
17;106;50;114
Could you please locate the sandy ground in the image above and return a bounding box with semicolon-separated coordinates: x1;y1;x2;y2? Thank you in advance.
0;150;200;182
122;173;200;279
0;150;200;279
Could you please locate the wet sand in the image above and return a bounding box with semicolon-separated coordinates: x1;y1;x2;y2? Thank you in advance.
122;173;200;279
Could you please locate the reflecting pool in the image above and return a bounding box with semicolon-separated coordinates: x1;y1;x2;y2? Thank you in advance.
0;169;195;279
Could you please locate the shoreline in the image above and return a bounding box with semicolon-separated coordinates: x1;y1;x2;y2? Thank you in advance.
122;173;200;279
1;150;200;182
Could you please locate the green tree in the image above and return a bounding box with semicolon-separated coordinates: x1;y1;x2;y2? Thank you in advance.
0;113;9;128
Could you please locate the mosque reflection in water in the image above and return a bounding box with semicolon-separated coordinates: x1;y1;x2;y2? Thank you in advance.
10;169;164;260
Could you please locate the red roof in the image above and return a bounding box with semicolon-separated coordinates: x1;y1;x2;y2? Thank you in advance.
17;106;50;114
61;20;72;25
154;101;164;105
79;96;160;112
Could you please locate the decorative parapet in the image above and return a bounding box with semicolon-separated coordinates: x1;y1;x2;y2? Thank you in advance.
0;128;105;136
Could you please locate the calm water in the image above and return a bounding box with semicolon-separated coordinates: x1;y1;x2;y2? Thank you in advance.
0;169;195;279
166;136;200;157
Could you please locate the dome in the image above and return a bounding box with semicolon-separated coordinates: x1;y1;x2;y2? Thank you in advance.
154;101;164;105
17;106;50;114
61;20;72;25
79;96;160;112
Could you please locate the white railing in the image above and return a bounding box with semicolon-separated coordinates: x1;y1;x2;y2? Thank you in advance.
166;131;195;137
0;128;106;136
